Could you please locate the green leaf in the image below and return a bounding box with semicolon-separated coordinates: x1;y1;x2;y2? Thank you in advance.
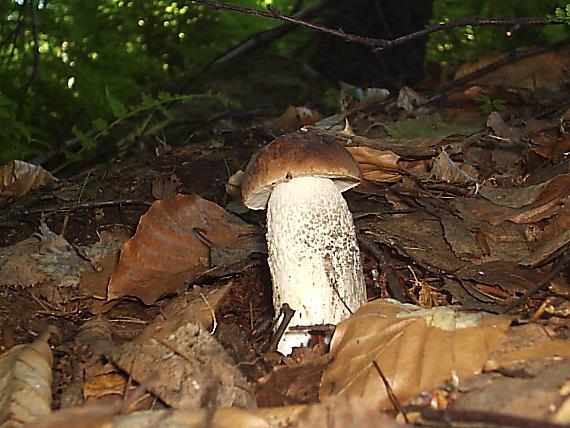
92;118;108;132
105;87;128;119
72;126;96;151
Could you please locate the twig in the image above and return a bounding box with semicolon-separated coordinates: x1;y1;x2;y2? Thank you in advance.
424;40;570;105
200;292;218;334
266;303;295;353
372;360;409;424
6;199;152;216
191;0;556;51
412;406;568;428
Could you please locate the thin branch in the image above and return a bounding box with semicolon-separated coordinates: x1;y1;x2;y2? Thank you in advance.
190;0;558;51
6;199;152;216
424;39;570;105
412;406;569;428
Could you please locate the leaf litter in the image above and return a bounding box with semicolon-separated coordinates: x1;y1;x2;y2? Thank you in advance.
0;47;569;428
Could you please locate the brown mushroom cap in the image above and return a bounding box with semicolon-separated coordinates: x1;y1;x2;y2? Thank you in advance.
241;131;362;210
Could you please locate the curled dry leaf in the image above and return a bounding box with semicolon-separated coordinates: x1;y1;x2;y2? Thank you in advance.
320;299;511;409
428;149;477;185
0;328;54;426
107;194;264;304
347;146;401;183
0;160;57;201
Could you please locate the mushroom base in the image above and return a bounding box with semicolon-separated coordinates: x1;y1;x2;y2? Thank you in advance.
266;176;366;354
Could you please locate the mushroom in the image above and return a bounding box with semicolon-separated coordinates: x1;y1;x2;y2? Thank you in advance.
241;130;366;354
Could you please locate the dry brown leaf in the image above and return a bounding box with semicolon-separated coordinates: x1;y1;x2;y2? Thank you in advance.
486;112;521;142
455;261;543;297
79;250;121;299
151;173;181;200
359;210;468;273
321;299;511;409
485;323;570;371
296;394;404;428
355;87;390;112
0;160;57;201
454;49;570;90
0;328;54;426
396;86;426;112
113;322;255;409
110;406;306;428
347;146;401;183
479;174;570;224
0;223;89;288
271;105;323;131
107;194;263;304
455;358;570;423
525;217;570;267
139;283;232;337
428;149;477;184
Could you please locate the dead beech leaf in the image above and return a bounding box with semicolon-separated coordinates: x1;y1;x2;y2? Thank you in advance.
347;146;401;183
355;87;390;112
296;394;402;428
110;406;306;428
428;149;477;184
486;112;521;142
151;173;181;200
0;329;54;426
454;49;570;90
107;194;263;304
271;105;323;131
0;222;89;288
113;322;255;410
79;250;121;299
138;283;232;338
0;160;57;201
485;323;570;371
479;174;570;224
320;299;511;409
395;86;426;112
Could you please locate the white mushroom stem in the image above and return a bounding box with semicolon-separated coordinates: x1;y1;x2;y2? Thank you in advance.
266;176;366;354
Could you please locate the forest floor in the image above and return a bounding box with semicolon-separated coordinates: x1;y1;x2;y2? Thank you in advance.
0;50;570;427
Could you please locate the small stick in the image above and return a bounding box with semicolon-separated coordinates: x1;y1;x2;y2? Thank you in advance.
372;360;409;424
6;199;152;216
266;303;295;353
